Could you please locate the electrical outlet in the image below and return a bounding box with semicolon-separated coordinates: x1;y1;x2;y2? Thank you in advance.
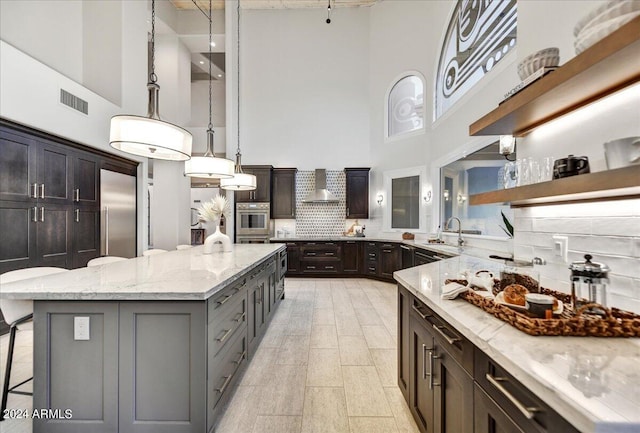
552;235;568;263
74;316;90;341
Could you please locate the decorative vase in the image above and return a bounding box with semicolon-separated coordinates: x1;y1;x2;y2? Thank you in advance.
203;224;232;254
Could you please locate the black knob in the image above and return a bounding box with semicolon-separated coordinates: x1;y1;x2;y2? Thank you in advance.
584;254;592;262
326;18;331;23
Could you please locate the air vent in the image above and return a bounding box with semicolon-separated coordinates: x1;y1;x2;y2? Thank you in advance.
60;89;88;115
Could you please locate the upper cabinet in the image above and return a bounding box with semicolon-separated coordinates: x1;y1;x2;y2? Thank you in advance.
271;168;297;219
345;168;370;219
235;166;273;203
469;16;640;137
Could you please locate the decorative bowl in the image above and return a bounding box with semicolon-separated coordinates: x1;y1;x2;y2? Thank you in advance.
517;48;560;80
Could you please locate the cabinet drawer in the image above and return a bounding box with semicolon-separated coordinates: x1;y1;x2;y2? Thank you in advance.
410;297;473;374
208;277;247;323
301;261;341;273
475;349;580;433
210;329;247;410
209;294;246;359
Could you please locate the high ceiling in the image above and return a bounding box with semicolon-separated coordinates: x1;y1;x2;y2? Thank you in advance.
170;0;378;10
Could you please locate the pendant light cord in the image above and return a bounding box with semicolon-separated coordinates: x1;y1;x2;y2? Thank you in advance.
150;0;157;84
236;0;241;156
208;0;213;131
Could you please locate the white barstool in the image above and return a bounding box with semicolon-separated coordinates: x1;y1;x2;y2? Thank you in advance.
142;249;168;256
87;256;128;267
176;245;193;250
0;267;69;420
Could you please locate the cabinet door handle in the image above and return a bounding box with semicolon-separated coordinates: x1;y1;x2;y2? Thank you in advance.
401;245;411;250
307;252;317;256
411;304;432;320
428;350;441;389
368;267;376;271
40;183;45;199
32;207;38;222
307;266;316;270
75;209;80;222
369;253;376;257
217;294;233;306
216;374;234;394
422;343;428;379
40;207;44;222
32;183;38;199
234;312;246;322
325;252;334;256
233;350;246;365
432;324;461;345
74;188;80;202
326;266;334;270
216;327;233;343
485;374;540;420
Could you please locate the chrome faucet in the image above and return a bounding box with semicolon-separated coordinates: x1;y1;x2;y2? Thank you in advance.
445;217;464;247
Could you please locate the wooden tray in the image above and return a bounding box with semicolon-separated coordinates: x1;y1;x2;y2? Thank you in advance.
455;283;640;337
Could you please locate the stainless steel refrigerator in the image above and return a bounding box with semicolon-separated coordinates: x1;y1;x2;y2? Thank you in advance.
100;169;136;258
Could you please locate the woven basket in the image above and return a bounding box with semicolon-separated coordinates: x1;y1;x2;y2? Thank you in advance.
453;281;640;337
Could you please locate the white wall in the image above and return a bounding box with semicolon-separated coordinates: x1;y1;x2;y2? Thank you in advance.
190;80;226;128
239;7;371;169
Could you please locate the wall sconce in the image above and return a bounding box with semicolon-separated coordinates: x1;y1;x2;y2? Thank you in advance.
457;192;467;204
443;189;450;201
499;135;516;161
423;190;432;203
376;194;384;205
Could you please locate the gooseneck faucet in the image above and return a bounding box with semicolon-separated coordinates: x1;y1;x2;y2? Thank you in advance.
445;217;464;247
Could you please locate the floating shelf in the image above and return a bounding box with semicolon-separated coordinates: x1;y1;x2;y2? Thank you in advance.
469;165;640;207
469;16;640;136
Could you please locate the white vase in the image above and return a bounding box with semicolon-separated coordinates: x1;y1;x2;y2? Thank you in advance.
203;224;232;254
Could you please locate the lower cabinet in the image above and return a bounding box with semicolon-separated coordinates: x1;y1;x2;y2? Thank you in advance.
399;283;581;433
342;240;362;274
379;243;400;279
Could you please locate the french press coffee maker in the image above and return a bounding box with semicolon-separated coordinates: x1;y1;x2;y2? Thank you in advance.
569;254;610;315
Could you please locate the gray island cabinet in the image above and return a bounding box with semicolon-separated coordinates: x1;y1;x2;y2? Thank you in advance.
0;244;286;433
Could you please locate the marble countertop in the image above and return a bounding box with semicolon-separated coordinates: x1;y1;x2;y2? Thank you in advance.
0;244;285;301
394;256;640;433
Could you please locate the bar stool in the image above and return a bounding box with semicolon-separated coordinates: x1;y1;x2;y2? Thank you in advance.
0;267;69;421
143;249;168;256
87;256;127;267
176;245;193;250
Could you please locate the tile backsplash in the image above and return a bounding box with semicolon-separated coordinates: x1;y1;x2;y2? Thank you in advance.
514;199;640;313
295;170;347;237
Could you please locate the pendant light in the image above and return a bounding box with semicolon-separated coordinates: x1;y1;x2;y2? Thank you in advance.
220;0;256;191
109;0;193;161
184;0;235;179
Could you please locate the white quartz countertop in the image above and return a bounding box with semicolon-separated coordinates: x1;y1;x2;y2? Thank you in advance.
394;256;640;433
0;244;285;301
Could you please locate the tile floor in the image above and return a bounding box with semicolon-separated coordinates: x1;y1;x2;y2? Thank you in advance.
0;277;419;433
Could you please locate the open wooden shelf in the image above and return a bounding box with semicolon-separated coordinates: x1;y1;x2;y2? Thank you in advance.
470;16;640;136
469;165;640;207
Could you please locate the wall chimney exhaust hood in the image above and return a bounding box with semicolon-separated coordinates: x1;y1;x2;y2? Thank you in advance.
303;169;339;203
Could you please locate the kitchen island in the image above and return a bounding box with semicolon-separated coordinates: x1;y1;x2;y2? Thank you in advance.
0;244;286;433
394;256;640;433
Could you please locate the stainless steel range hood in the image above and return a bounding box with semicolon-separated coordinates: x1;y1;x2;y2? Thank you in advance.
302;169;339;203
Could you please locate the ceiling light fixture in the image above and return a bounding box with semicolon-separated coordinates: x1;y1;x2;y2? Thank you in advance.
221;0;256;192
326;0;333;23
210;41;216;47
184;0;235;180
109;0;192;161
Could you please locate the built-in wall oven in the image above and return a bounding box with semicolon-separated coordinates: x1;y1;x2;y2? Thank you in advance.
236;202;270;243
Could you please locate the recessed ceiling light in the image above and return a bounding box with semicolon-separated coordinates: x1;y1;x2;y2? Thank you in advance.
210;42;216;47
199;61;205;65
217;74;222;78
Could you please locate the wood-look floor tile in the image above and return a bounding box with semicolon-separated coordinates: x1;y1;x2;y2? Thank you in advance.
286;314;313;336
335;314;363;336
261;323;287;348
384;387;421;433
215;385;261;433
240;347;278;386
310;325;339;348
252;415;302;433
361;325;396;349
306;348;343;387
349;417;399;433
260;365;307;416
370;349;397;387
338;335;373;366
312;308;336;326
342;366;392;417
301;387;350;433
276;335;310;365
354;307;383;326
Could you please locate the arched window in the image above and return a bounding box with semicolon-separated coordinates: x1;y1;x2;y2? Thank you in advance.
435;0;517;120
386;74;425;139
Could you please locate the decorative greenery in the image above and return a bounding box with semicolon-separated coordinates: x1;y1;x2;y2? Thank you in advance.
500;210;514;238
198;194;229;223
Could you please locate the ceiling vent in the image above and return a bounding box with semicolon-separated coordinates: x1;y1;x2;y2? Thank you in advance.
60;89;88;115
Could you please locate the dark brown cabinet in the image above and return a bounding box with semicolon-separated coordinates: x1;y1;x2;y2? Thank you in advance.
72;208;101;268
345;168;370;219
409;313;436;432
235;166;272;203
342;240;362;274
271;168;297;218
285;242;300;273
74;153;100;206
364;242;379;277
379;242;400;280
397;286;410;400
300;242;341;274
